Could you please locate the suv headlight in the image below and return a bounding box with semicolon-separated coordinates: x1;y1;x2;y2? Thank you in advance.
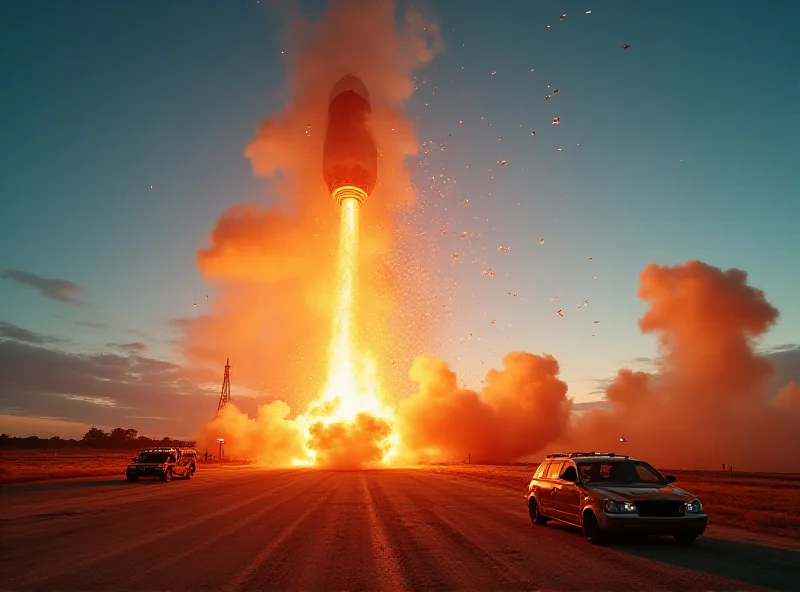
685;499;703;513
604;499;638;514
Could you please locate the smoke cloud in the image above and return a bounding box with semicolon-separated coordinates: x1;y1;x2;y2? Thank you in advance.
563;261;800;472
184;0;443;466
394;353;571;463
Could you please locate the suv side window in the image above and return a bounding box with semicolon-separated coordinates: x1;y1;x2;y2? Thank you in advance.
534;463;549;479
560;464;578;482
547;461;564;479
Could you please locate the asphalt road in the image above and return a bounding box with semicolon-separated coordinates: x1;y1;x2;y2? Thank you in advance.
2;468;798;591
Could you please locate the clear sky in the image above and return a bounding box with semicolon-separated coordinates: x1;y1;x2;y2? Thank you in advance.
1;0;798;438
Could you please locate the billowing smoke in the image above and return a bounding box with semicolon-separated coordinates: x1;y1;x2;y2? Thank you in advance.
198;402;304;465
308;413;393;469
184;0;443;466
563;261;800;472
394;353;572;463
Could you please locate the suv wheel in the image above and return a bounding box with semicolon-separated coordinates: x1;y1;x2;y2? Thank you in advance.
582;511;605;544
185;466;193;480
529;498;548;525
674;532;699;546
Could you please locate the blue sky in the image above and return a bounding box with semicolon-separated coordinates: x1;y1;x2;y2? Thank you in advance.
1;0;798;436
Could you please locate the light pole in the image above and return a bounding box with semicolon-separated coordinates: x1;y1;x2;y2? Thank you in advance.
216;437;224;461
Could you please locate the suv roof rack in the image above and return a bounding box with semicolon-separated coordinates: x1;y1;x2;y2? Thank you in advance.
545;451;629;459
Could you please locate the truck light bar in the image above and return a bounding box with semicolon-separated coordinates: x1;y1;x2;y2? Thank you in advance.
545;451;629;459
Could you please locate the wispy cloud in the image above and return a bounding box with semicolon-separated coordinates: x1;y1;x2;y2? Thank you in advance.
108;341;147;355
0;321;52;345
1;269;84;304
0;340;260;437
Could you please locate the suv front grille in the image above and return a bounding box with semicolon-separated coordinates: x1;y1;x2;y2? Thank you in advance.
633;500;685;517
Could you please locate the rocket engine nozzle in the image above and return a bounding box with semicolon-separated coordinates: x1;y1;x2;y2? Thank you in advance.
322;75;378;204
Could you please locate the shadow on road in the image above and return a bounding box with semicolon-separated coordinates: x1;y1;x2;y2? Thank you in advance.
609;534;800;592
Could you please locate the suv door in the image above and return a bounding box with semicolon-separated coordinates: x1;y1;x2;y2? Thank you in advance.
553;463;582;525
540;461;563;514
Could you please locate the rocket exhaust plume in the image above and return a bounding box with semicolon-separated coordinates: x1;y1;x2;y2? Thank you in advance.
299;74;397;467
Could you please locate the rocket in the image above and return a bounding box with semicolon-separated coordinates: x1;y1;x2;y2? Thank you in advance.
322;75;378;206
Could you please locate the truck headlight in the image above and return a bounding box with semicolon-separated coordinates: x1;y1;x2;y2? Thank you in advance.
604;500;638;514
685;500;703;513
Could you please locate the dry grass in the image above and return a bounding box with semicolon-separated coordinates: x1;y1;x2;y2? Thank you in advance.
421;463;800;541
0;450;139;485
0;450;251;485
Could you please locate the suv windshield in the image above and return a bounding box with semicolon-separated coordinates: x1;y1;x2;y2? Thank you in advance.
577;460;665;485
137;453;170;463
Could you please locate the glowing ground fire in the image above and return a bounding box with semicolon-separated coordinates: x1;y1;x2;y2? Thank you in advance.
295;192;398;467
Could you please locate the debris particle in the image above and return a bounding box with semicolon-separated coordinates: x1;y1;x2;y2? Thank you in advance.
545;94;552;100
149;185;154;191
491;320;496;325
577;300;589;309
499;159;508;166
551;296;559;302
621;44;630;50
460;231;468;239
553;89;560;94
545;24;551;29
539;238;545;244
458;120;463;125
588;257;593;262
498;245;510;252
560;13;567;20
557;309;563;317
483;269;495;277
531;130;536;136
586;10;592;14
593;320;600;324
507;291;518;297
491;71;497;76
557;148;563;152
193;303;197;307
552;117;560;125
451;253;459;259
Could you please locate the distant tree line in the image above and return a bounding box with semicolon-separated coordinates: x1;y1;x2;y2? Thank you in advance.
0;427;194;450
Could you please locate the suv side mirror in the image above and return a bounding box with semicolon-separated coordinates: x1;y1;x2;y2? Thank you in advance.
664;474;676;484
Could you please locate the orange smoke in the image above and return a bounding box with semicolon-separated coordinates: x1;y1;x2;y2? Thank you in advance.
183;0;443;466
197;403;304;465
394;353;571;463
565;261;800;472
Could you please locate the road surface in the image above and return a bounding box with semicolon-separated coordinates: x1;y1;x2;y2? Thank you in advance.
1;467;798;591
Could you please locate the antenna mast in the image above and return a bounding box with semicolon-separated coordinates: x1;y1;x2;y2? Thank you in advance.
216;358;231;416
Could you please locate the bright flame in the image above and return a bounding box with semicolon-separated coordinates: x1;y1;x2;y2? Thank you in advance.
296;193;398;466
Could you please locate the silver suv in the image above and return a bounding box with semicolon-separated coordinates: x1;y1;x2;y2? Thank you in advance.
526;452;708;545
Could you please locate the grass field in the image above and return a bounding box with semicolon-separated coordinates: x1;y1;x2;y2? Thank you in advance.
0;450;249;485
421;464;800;541
0;450;142;484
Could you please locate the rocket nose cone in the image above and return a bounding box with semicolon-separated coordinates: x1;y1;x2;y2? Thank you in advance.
330;74;371;104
